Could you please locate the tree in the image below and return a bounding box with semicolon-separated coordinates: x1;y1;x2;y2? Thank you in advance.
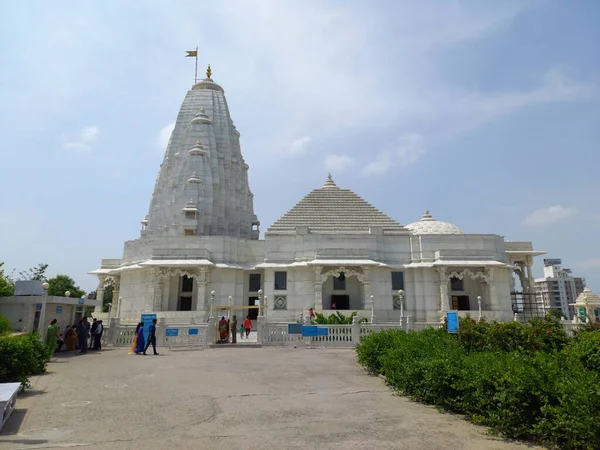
47;274;85;298
18;263;48;281
0;262;15;297
102;285;114;312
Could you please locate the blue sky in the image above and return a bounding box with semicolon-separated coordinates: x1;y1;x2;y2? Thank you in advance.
0;0;598;292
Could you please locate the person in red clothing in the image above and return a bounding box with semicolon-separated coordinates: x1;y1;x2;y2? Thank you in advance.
243;316;252;338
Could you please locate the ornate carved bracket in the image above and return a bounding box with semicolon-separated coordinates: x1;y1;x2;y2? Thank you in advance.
447;268;489;283
319;266;365;283
103;275;120;287
151;267;201;279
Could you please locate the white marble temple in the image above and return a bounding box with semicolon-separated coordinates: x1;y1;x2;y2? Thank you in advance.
91;69;546;323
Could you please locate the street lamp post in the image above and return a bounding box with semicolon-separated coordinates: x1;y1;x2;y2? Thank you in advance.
398;290;405;323
228;296;232;320
39;282;50;340
257;289;263;318
477;296;482;321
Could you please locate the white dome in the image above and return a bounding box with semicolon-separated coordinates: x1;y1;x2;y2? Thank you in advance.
405;210;463;235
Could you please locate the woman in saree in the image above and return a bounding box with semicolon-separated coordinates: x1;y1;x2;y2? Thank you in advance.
134;322;145;354
45;319;60;357
64;325;78;351
218;316;229;343
129;322;142;354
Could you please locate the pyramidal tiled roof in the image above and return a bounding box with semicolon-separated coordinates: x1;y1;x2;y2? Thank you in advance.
267;174;406;234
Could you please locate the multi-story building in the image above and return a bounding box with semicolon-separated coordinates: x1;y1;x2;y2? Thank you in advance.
534;259;586;319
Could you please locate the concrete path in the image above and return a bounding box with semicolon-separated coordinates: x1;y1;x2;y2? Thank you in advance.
0;347;540;450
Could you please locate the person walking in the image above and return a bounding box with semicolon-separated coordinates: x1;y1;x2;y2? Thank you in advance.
243;316;252;338
143;318;159;355
77;317;90;354
45;319;60;358
64;325;77;351
230;315;238;344
129;322;142;354
89;319;98;349
92;320;103;350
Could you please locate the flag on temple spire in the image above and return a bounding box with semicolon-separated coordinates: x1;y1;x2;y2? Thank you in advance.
186;50;197;57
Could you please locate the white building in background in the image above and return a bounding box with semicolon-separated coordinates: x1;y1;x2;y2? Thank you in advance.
0;281;100;332
90;67;546;324
534;258;586;319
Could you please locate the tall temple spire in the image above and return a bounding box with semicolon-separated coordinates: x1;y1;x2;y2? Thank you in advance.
143;67;259;240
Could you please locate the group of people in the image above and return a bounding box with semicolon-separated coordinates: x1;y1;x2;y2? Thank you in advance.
128;318;159;355
218;315;253;344
44;317;105;357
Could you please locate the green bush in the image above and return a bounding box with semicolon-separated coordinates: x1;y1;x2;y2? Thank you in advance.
456;314;569;354
564;331;600;372
0;313;11;335
313;311;367;325
356;329;407;373
0;333;50;390
357;327;600;449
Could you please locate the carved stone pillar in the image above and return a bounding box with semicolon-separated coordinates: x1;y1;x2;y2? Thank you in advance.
111;276;121;314
485;267;496;310
196;270;207;313
436;267;449;314
152;274;163;312
314;266;323;311
362;267;371;310
95;276;105;314
204;270;213;321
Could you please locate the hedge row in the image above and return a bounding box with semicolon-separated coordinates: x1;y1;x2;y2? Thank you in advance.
0;332;50;390
356;323;600;449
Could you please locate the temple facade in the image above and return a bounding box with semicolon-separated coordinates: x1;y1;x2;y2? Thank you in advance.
91;69;545;323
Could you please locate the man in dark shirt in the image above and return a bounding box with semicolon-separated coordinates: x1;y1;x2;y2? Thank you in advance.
143;318;159;355
78;318;90;354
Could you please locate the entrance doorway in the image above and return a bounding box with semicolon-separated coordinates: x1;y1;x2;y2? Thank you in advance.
452;295;470;311
247;297;259;320
33;311;41;331
331;294;349;310
179;296;192;311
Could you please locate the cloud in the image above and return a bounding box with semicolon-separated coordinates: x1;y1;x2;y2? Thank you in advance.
578;259;600;269
62;126;99;152
362;152;393;177
362;133;425;177
285;136;311;157
324;154;354;173
522;205;578;227
158;123;175;152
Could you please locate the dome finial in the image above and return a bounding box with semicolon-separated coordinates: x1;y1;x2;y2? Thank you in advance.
421;209;434;221
323;173;336;188
206;64;212;79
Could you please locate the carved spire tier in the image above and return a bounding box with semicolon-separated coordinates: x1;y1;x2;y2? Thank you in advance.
144;72;258;239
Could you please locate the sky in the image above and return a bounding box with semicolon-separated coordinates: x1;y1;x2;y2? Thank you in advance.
0;0;598;292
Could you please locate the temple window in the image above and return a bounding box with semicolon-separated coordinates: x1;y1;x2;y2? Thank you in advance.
333;273;346;290
249;273;261;292
450;277;464;291
185;211;196;220
181;275;193;293
391;272;404;290
184;229;196;236
274;272;287;290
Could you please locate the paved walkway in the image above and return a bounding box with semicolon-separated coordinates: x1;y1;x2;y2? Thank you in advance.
0;347;540;450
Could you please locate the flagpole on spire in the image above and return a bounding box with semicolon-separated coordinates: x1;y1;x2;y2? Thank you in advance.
194;46;198;83
185;47;199;84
